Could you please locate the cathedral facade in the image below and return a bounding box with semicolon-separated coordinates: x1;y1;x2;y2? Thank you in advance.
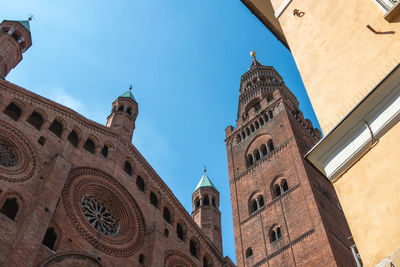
0;19;234;267
225;53;356;267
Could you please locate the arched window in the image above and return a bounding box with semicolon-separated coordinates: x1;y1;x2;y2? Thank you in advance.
150;192;158;207
163;207;171;223
236;135;241;144
264;114;269;123
253;149;260;161
259;117;264;125
270;225;282;242
83;138;96;154
246;127;250;136
268;139;274;152
203;254;212;267
3;102;22;121
258;195;264;207
260;144;268;156
211;197;216;207
101;144;109;157
27;111;44;130
118;105;124;111
269;110;273;119
247;154;254;166
139;254;145;264
127;107;132;115
136;176;145;191
274;184;282;197
277;227;282;238
251;199;258;213
282;180;289;192
246;247;253;258
0;197;19;220
124;161;133;175
177;223;185;240
241;131;246;139
250;124;255;132
42;227;57;250
195;197;200;209
255;121;259;129
67;130;79;147
49;119;63;138
203;195;209;205
190;238;199;258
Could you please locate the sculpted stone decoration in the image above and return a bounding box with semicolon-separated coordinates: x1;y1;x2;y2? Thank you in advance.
62;168;145;257
164;250;197;267
81;196;119;236
0;121;37;182
39;251;102;267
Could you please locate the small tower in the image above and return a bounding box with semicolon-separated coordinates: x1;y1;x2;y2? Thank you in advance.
192;170;223;254
0;19;32;79
106;87;138;142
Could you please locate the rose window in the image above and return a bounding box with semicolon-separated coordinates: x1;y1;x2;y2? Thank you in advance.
81;196;119;235
0;139;18;167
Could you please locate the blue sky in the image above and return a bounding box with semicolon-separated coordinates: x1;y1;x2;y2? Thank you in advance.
1;0;320;263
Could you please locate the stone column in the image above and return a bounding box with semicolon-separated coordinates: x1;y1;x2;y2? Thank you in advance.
5;154;72;267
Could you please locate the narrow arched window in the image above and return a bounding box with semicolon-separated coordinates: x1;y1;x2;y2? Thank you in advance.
139;254;145;264
136;176;145;191
255;121;259;129
49;119;63;137
259;196;264;207
270;230;277;242
127;107;132;115
259;117;264;125
190;239;199;258
269;110;273;119
42;227;57;250
83;138;96;154
247;154;254;166
27;111;44;130
203;255;212;267
275;184;282;197
101;145;109;157
268;139;274;151
195;199;200;209
277;227;282;238
211;197;216;207
124;161;132;175
203;195;210;205
246;127;250;136
67;130;79;147
282;180;289;192
236;135;241;144
0;197;19;220
118;105;124;111
261;144;268;156
163;207;171;223
251;199;258;213
246;248;253;258
250;124;255;132
264;114;269;123
3;103;22;121
254;149;260;161
177;223;184;240
241;131;246;139
150;192;158;207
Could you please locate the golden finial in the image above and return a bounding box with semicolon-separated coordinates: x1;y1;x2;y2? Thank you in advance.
250;50;256;57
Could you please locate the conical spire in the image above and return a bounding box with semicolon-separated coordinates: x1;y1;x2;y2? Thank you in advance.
249;50;263;69
193;169;217;193
119;84;136;102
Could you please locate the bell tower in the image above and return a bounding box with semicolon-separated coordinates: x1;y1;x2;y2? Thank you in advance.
191;170;223;254
106;87;138;142
0;19;32;79
225;52;356;267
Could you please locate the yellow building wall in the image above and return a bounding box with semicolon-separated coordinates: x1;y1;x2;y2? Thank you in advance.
275;0;400;133
334;121;400;266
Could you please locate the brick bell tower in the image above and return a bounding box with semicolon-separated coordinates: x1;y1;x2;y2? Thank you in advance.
192;170;223;254
106;86;138;142
0;19;32;79
225;52;356;267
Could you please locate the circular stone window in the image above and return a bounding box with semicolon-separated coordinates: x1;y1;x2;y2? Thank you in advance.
0;122;37;182
62;168;145;257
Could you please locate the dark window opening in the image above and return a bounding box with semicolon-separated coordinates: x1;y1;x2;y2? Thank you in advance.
177;223;184;240
254;102;261;112
0;198;18;220
264;114;269;123
247;154;254;166
246;248;253;258
268;140;274;152
164;228;169;237
269;110;273;119
241;131;246;139
136;176;145;191
49;120;63;138
259;117;264;125
101;145;109;157
4;103;22;121
237;135;241;144
261;144;268;156
259;196;264;207
42;227;57;250
254;149;260;161
150;192;158;207
83;138;96;154
38;136;46;146
11;33;19;41
211;198;216;207
127;107;132;115
277;227;282;238
139;254;145;264
190;240;198;258
124;161;132;175
282;180;289;192
270;230;277;242
275;185;282;197
27;111;44;130
251;199;258;213
67;130;79;147
195;200;200;209
255;121;259;129
246;128;250;136
163;207;171;223
118;105;124;111
203;196;209;206
203;256;212;267
250;124;255;132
